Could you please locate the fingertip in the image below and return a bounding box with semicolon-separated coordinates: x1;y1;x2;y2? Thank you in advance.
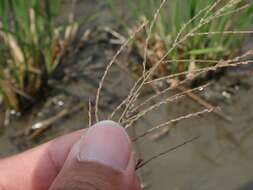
78;120;131;171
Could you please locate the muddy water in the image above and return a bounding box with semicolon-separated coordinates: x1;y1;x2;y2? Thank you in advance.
1;1;253;190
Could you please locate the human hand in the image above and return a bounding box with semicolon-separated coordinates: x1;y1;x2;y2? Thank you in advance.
0;121;142;190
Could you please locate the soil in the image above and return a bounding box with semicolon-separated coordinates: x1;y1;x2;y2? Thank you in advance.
1;1;253;190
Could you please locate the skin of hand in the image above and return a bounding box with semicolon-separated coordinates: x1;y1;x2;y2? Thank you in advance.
0;120;142;190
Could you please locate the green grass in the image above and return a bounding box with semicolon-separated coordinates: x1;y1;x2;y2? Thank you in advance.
107;0;253;74
0;0;78;111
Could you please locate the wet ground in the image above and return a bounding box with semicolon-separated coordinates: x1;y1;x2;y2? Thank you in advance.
1;1;253;190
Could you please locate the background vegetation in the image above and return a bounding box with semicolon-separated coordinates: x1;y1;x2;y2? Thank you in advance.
108;0;253;75
0;0;78;111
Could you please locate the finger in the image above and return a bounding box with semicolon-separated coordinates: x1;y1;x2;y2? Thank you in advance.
49;120;142;190
0;129;85;190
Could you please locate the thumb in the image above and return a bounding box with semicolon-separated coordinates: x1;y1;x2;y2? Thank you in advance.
49;120;142;190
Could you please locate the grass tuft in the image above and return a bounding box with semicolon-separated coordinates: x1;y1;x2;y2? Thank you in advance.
0;0;78;111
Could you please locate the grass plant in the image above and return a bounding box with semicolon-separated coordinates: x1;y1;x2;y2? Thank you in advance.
0;0;78;111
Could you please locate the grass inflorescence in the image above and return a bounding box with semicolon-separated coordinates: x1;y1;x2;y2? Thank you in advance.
97;0;253;132
98;0;253;169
